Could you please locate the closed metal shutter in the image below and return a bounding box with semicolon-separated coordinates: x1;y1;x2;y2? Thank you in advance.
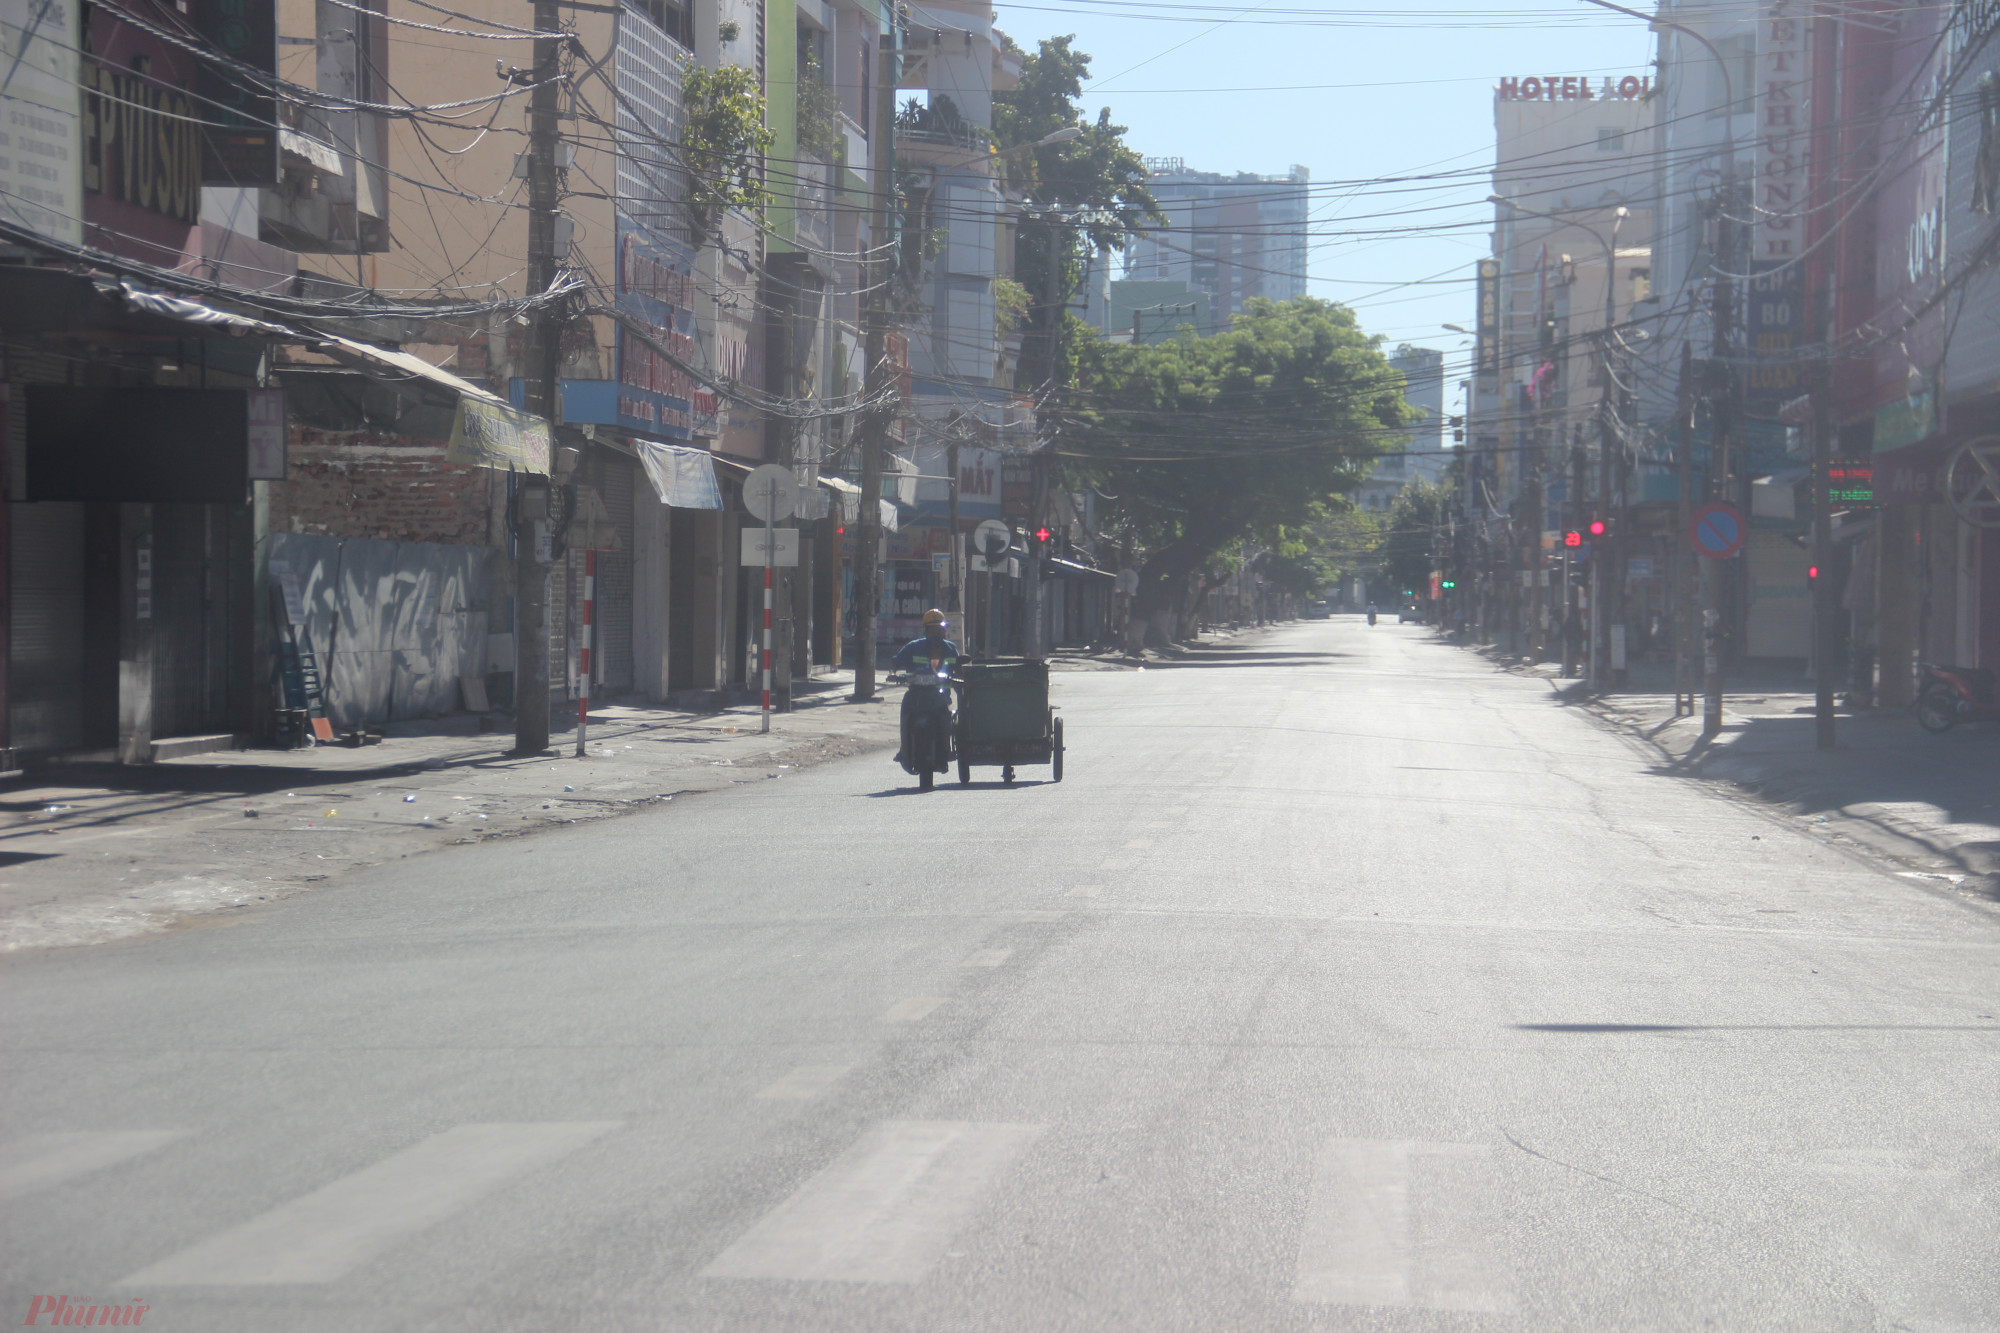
595;455;635;691
8;502;87;752
151;504;231;737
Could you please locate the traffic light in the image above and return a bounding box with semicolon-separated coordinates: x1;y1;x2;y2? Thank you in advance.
1029;526;1051;556
1588;519;1607;538
1440;579;1456;590
1448;414;1465;443
1563;531;1582;548
1807;563;1820;582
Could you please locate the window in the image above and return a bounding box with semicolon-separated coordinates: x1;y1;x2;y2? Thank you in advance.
1596;127;1624;153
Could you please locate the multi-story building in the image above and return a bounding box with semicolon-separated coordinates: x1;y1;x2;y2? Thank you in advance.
1358;346;1447;512
1123;162;1309;335
1467;71;1655;658
3;0;1013;765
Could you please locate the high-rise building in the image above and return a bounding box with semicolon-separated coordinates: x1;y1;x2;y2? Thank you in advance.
1123;162;1310;334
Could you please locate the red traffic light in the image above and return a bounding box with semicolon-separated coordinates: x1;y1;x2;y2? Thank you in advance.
1588;519;1606;537
1034;527;1052;544
1563;531;1582;547
1807;564;1819;580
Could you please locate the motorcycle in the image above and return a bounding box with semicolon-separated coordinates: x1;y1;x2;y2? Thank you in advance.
1366;609;1377;627
1914;662;2000;733
896;661;958;790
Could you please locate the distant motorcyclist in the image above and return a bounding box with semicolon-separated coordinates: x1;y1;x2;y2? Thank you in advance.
890;609;967;765
1366;601;1379;627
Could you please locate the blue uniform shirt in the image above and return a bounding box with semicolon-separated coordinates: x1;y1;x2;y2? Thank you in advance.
891;636;967;675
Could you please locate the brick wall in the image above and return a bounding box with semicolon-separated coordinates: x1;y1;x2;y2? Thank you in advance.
273;427;494;546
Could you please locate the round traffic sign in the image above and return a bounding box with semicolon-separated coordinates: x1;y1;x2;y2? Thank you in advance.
742;464;798;521
973;518;1011;558
1690;501;1745;559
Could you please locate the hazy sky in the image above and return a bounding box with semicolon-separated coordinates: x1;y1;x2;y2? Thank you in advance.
985;1;1657;398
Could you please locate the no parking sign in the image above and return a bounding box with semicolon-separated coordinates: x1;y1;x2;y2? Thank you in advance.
1689;502;1745;559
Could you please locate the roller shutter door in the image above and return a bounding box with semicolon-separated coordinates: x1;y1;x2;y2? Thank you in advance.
594;456;635;691
8;502;87;752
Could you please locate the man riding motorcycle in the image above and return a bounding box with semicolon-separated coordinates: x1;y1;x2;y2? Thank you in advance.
890;609;968;769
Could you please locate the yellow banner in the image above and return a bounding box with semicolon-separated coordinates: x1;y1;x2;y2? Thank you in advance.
447;398;551;473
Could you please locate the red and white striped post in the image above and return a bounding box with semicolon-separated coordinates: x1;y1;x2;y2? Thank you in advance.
760;509;774;735
575;548;595;757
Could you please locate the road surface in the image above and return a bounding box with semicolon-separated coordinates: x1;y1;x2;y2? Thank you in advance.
5;618;1995;1330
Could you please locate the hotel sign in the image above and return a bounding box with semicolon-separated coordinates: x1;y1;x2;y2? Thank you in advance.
1496;75;1651;102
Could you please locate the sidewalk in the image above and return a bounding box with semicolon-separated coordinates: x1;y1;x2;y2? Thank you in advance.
1486;645;2000;903
0;672;903;952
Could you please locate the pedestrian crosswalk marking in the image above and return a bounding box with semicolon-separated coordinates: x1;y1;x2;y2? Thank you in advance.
961;948;1012;968
117;1122;617;1286
1292;1138;1513;1313
880;996;949;1022
700;1120;1045;1284
755;1065;852;1100
0;1131;187;1199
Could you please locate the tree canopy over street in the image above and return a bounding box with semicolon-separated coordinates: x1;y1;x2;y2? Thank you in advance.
1060;296;1416;631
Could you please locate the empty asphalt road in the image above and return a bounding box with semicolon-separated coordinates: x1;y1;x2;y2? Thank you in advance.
5;618;1996;1331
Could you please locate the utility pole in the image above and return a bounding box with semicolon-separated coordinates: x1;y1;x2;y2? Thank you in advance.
1809;317;1837;749
851;31;897;701
1026;209;1063;663
1701;162;1737;741
946;438;962;615
512;0;564;755
1674;341;1696;717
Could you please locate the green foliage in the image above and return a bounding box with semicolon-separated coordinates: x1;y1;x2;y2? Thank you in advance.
795;43;841;163
679;61;774;248
992;277;1031;336
992;37;1160;388
1381;477;1457;597
1064;297;1416;617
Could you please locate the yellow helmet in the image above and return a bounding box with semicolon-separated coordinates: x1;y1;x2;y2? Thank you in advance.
922;608;948;628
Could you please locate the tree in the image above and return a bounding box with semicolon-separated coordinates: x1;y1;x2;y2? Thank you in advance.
679;62;774;250
1065;297;1416;637
1380;477;1457;601
992;37;1159;389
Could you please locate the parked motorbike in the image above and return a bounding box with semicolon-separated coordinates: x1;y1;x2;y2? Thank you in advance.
895;662;958;790
1914;662;1999;733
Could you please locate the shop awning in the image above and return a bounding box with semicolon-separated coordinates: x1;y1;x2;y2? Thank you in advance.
635;441;723;510
1045;557;1115;582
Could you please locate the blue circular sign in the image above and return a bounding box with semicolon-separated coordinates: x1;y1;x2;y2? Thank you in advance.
1690;502;1745;558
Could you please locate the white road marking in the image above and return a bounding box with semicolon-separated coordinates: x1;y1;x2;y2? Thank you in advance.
0;1131;187;1199
1292;1138;1513;1313
880;996;950;1022
1067;884;1103;898
118;1122;616;1286
961;948;1012;968
700;1120;1045;1283
755;1065;852;1100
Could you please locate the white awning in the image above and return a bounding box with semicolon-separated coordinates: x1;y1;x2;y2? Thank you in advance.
310;331;512;407
635;441;723;510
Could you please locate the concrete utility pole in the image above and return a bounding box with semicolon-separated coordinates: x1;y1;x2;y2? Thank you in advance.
512;0;564;755
851;31;898;702
1674;342;1697;717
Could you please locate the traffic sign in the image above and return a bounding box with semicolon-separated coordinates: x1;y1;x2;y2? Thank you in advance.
1690;501;1745;558
973;518;1011;558
742;464;798;521
740;528;799;566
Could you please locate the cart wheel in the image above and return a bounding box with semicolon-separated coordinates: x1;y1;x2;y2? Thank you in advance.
1915;687;1959;733
1051;717;1064;783
1003;765;1016;785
